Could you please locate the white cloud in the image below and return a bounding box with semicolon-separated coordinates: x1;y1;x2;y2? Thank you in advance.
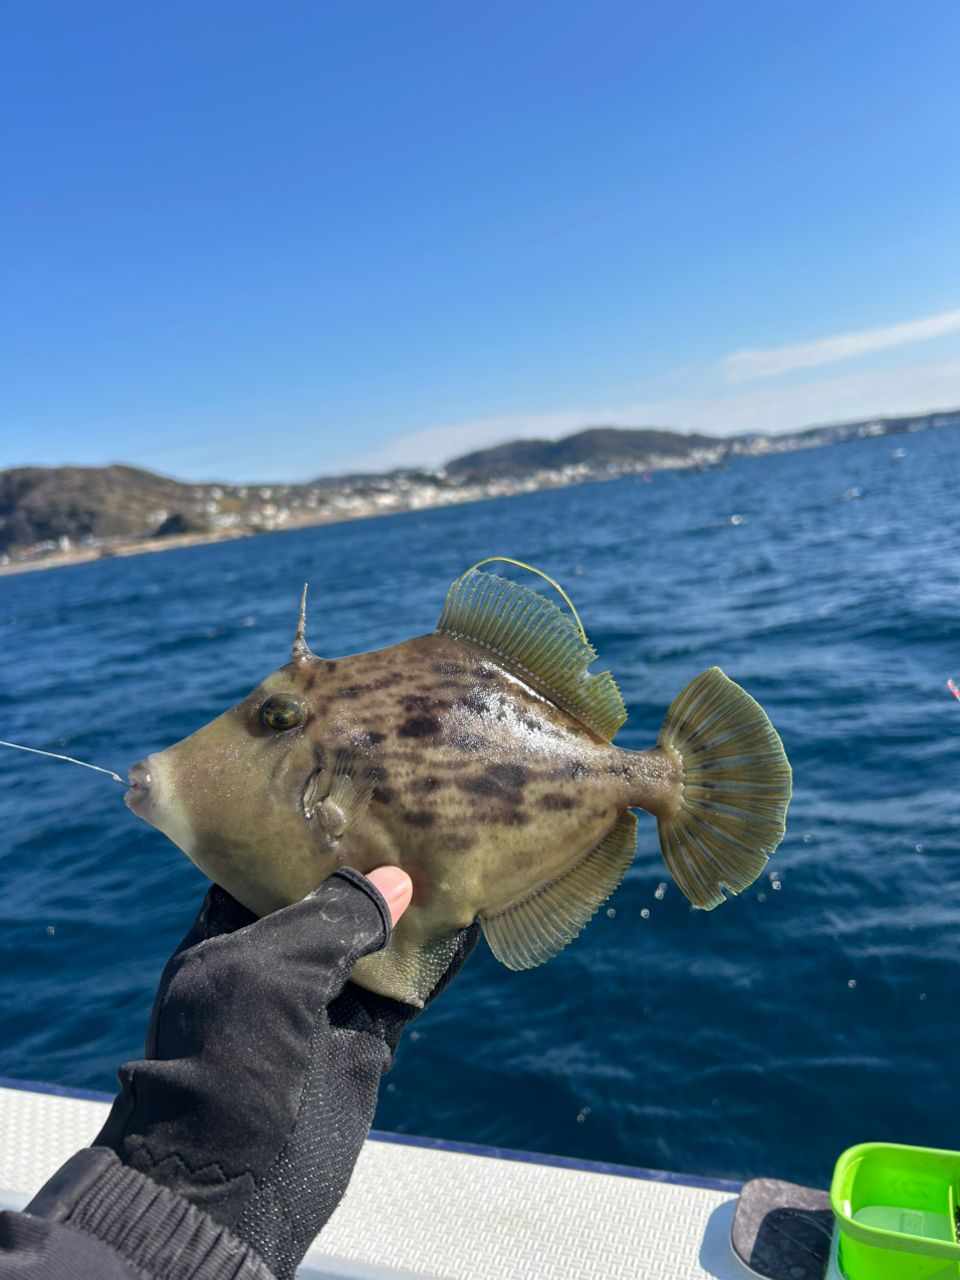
719;309;960;383
335;355;960;471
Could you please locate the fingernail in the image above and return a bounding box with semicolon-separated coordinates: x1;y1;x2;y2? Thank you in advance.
366;867;413;925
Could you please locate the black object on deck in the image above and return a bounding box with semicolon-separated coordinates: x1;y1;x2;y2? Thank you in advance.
731;1178;833;1280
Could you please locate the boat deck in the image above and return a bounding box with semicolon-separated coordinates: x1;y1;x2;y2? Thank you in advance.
0;1079;760;1279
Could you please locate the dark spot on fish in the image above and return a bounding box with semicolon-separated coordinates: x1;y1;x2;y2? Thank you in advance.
492;807;529;826
403;694;432;711
488;763;529;789
452;730;485;752
476;665;497;680
325;661;337;673
457;689;489;716
402;808;436;828
372;786;394;805
368;763;389;783
355;729;386;748
461;774;502;798
412;775;442;794
460;764;528;800
333;672;403;699
398;714;441;738
567;759;588;780
606;762;631;779
433;661;465;676
541;791;575;811
445;833;478;853
313;746;327;773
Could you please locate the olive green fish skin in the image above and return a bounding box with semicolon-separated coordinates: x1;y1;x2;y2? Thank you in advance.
132;631;681;999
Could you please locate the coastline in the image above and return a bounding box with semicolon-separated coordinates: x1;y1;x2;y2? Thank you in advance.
3;414;954;578
0;484;544;578
0;525;251;577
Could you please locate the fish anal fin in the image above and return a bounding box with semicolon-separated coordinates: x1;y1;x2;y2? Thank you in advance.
480;811;638;971
436;568;627;741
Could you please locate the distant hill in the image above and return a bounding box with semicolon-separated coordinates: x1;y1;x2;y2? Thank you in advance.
446;426;718;479
2;408;958;559
0;465;199;554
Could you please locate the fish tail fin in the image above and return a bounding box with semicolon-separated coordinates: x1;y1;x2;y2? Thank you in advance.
655;667;791;909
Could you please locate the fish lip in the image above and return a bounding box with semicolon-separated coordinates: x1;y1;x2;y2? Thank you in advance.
124;758;154;816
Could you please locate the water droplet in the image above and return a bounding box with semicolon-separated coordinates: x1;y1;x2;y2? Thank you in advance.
409;1029;422;1041
915;843;925;853
575;1107;591;1124
241;616;256;628
848;979;857;989
771;879;781;891
756;892;767;903
45;926;55;937
386;1082;397;1093
730;513;743;526
606;907;616;918
802;833;812;844
640;908;650;919
920;992;928;1001
654;883;667;900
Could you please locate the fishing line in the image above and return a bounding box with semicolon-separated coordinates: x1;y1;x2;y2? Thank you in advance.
0;739;125;784
466;557;589;643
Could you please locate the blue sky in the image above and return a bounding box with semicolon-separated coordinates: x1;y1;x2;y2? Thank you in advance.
3;1;959;481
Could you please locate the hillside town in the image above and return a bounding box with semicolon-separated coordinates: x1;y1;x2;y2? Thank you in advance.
1;409;957;575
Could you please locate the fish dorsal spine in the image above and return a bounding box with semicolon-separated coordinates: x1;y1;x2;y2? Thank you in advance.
436;567;627;741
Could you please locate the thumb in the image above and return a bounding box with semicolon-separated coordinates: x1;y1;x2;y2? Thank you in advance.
364;867;413;926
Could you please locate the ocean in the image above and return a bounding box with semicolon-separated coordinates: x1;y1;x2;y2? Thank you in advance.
1;425;957;1188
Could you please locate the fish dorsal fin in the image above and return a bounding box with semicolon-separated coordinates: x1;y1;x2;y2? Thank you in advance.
436;568;627;740
480;811;638;970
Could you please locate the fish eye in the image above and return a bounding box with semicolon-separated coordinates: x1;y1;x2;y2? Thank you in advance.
260;694;303;732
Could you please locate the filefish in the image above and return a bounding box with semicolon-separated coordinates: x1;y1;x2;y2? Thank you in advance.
125;565;792;1005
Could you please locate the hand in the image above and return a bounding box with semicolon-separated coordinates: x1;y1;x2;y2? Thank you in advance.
89;867;477;1280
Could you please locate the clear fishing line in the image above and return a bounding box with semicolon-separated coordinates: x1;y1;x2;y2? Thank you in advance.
465;556;589;642
0;739;125;783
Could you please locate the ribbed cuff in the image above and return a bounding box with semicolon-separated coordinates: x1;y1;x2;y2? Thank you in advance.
27;1148;275;1280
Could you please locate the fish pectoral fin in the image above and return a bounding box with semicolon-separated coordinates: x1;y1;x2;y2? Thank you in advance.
305;748;376;839
436;567;627;740
480;811;638;971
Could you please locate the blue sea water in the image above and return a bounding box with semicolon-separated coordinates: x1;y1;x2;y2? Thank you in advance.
0;426;957;1188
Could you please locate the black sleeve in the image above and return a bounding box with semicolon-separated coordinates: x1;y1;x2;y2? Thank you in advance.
0;1148;275;1280
0;1207;141;1280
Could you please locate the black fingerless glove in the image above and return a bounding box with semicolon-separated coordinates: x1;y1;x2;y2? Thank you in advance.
28;869;478;1280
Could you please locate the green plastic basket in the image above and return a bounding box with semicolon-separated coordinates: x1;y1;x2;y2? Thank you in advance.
831;1142;960;1279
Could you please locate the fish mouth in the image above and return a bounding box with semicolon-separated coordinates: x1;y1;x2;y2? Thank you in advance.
124;757;155;817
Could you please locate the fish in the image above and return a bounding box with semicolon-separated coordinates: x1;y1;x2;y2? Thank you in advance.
125;563;792;1006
